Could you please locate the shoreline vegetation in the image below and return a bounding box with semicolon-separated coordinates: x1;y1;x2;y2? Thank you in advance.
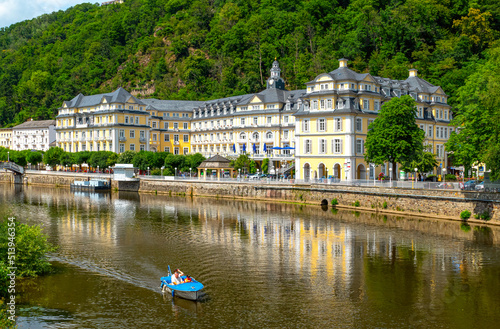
0;216;56;327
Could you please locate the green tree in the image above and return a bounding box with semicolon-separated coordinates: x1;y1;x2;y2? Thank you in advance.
43;147;64;168
446;45;500;180
59;152;74;167
262;158;269;174
26;151;43;168
163;153;186;174
88;151;114;169
365;95;425;180
184;153;206;171
401;145;438;179
231;154;256;174
117;150;136;164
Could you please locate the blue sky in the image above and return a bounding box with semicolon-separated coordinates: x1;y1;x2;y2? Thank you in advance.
0;0;88;28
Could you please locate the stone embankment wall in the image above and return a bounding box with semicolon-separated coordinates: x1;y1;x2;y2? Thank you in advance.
1;172;498;224
135;179;500;223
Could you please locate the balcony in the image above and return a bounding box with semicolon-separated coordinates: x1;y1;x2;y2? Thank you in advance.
119;136;126;142
139;137;147;143
174;141;180;145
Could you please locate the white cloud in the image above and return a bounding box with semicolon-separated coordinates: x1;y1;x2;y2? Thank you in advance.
0;0;89;28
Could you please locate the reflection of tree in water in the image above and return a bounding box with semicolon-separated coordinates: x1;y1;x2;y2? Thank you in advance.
473;226;493;246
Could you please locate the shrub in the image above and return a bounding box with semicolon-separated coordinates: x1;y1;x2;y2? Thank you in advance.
480;211;490;221
460;210;471;220
331;198;338;206
445;174;457;181
382;201;388;209
353;200;360;207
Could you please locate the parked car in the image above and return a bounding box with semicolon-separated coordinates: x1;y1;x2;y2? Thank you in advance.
475;181;484;191
248;174;260;181
462;180;477;191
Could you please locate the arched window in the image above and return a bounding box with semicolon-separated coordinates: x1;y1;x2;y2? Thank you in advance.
240;132;246;140
253;132;259;140
266;132;273;139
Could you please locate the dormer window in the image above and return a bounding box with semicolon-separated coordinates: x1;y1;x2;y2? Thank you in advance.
410;92;417;100
286;103;290;111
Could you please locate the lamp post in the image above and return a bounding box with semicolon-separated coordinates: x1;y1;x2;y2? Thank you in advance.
326;168;329;184
161;166;165;179
238;168;241;181
414;168;418;189
443;168;446;185
97;165;99;174
371;164;376;186
389;167;392;188
147;167;150;176
7;151;9;162
174;167;177;178
108;166;111;177
189;168;192;178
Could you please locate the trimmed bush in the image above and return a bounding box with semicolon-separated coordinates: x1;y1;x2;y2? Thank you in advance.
460;210;471;220
331;198;338;206
382;201;388;209
353;200;360;207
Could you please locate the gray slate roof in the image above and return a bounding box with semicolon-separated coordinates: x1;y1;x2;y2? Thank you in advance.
62;87;144;108
141;99;204;112
13;120;55;129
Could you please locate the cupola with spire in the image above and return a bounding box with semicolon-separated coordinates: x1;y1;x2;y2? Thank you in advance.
267;58;285;90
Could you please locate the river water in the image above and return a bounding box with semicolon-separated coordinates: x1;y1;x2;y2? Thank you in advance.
1;184;500;328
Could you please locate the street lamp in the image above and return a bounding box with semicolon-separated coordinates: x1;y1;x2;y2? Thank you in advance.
174;167;177;178
414;168;418;189
7;151;9;162
389;167;393;188
238;168;241;181
189;167;192;178
97;165;99;174
147;166;150;176
443;168;446;184
161;166;165;178
371;164;376;186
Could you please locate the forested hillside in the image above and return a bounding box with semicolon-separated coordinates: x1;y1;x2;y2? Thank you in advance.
0;0;499;127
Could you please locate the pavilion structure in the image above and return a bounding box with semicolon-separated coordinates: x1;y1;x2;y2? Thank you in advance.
197;155;234;180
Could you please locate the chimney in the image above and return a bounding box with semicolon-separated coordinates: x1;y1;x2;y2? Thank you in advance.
409;69;418;77
339;58;348;68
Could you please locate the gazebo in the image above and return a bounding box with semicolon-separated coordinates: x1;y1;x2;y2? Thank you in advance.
197;155;234;180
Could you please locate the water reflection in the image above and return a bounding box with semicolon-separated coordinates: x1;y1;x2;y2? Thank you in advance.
2;184;500;328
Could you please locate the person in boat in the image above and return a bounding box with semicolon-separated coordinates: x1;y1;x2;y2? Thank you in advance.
171;269;185;285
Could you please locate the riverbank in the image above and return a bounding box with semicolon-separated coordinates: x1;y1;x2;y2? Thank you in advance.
1;171;499;224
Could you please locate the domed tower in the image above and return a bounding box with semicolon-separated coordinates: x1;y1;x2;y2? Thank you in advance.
266;59;285;90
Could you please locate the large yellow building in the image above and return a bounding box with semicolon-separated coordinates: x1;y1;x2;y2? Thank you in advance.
294;59;452;181
56;88;151;153
141;99;202;154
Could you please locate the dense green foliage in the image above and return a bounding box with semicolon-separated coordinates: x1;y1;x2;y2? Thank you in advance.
231;154;256;174
365;95;425;179
446;44;500;179
0;217;56;297
0;0;499;128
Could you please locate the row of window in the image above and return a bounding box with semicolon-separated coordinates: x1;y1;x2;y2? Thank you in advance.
150;121;189;130
192;130;289;142
194;115;291;129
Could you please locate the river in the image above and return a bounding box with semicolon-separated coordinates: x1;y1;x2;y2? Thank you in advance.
1;184;500;328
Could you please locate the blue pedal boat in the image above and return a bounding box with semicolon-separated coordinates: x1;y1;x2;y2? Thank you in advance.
160;266;204;301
